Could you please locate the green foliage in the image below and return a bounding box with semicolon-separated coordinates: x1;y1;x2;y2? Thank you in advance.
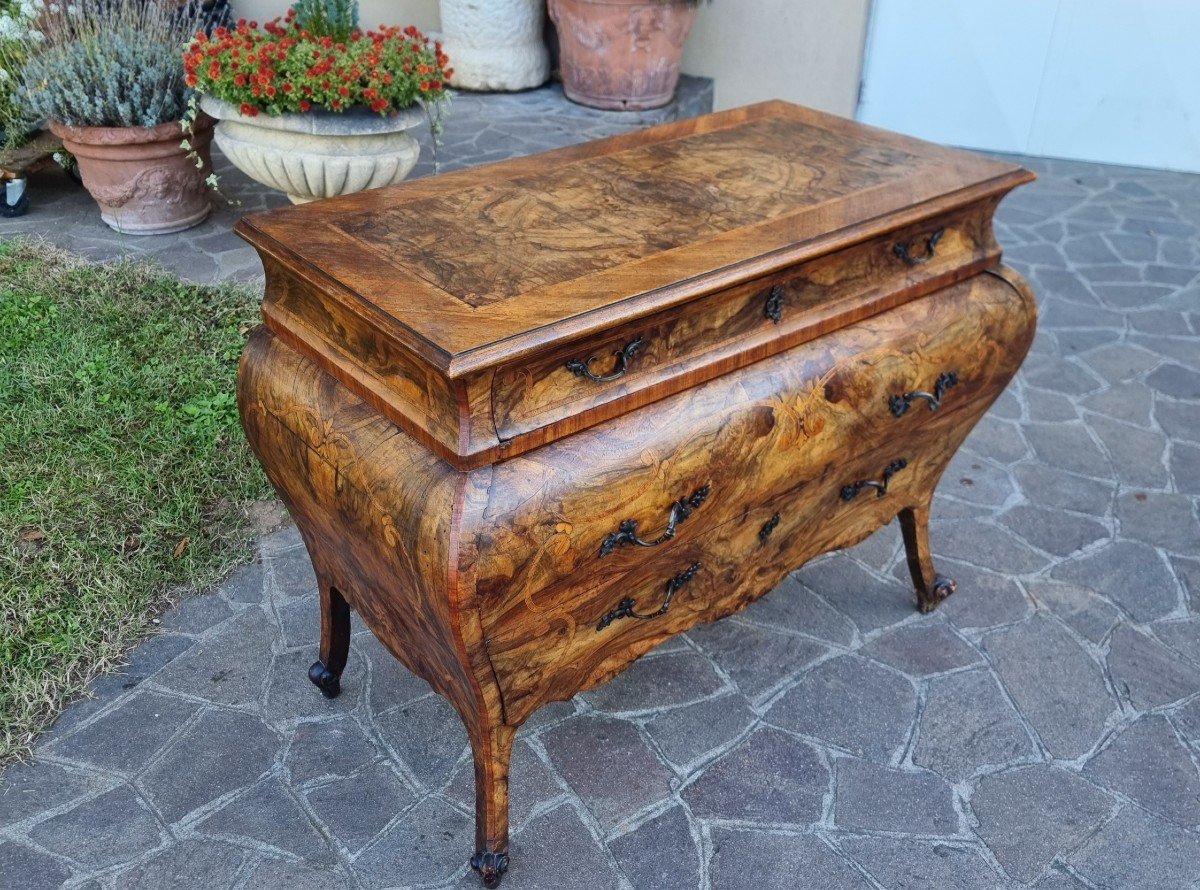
0;0;42;147
0;240;271;763
17;0;202;129
291;0;359;42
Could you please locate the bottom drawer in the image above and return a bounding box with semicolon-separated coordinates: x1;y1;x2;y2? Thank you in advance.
486;399;989;724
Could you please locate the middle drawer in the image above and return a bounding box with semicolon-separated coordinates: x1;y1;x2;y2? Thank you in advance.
472;270;1030;611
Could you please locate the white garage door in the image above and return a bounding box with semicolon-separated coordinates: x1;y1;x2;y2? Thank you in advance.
857;0;1200;173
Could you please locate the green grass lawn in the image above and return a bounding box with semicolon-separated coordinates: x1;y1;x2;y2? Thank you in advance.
0;239;272;763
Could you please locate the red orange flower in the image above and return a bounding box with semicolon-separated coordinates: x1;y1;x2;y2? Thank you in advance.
184;12;450;118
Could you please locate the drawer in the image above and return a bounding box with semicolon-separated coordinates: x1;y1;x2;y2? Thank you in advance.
473;269;1034;611
490;201;999;444
484;406;982;724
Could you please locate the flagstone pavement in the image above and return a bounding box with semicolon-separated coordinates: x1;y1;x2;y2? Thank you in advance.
2;82;1200;890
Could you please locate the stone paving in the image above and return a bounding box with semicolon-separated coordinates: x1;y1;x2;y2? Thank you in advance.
0;78;713;283
3;89;1200;890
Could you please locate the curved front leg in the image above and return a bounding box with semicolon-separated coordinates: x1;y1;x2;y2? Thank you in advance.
308;578;351;698
469;722;516;888
898;501;957;613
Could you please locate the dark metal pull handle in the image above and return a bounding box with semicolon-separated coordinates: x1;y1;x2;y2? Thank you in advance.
889;371;959;417
759;512;781;545
597;562;702;631
565;336;644;383
893;227;945;266
600;484;712;557
765;285;785;324
841;459;908;502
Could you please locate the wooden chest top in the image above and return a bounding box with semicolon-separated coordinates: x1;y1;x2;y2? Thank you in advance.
236;100;1033;468
237;101;1028;372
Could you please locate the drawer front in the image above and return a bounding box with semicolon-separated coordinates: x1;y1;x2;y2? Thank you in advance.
473;270;1034;612
490;201;999;444
485;404;991;724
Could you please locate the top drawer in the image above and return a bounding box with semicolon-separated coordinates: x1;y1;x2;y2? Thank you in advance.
490;201;999;443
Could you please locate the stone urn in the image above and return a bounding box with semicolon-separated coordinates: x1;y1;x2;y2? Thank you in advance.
49;118;213;234
199;97;425;204
549;0;697;110
438;0;550;92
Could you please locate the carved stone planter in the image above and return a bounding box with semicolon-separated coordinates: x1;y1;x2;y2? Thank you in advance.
438;0;550;92
200;96;424;204
49;118;213;235
549;0;696;110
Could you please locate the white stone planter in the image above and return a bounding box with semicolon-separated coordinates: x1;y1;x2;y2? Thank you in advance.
438;0;550;92
200;96;425;204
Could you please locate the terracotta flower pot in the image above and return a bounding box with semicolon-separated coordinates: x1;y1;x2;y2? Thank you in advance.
549;0;697;110
49;118;213;235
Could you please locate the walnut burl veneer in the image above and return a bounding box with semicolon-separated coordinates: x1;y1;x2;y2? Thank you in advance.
234;101;1037;887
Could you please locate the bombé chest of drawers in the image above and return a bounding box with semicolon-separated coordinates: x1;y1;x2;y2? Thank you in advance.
234;101;1036;887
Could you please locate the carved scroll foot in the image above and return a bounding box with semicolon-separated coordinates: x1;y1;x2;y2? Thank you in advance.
898;503;957;613
307;660;341;698
918;575;958;614
309;581;350;698
470;849;510;888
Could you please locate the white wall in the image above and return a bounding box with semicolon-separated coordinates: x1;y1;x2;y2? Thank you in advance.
232;0;439;31
229;0;871;119
858;0;1200;173
682;0;871;117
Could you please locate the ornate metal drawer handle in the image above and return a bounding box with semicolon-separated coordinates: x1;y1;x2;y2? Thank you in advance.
600;484;712;557
759;512;781;545
893;227;945;266
597;562;702;631
565;336;644;383
889;371;959;417
765;285;785;324
841;459;908;501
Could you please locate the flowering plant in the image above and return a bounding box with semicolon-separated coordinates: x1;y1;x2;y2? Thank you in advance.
0;0;43;148
183;9;452;121
17;0;203;131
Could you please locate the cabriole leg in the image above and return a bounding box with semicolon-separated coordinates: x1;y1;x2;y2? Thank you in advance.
898;502;957;613
469;723;515;888
308;580;351;698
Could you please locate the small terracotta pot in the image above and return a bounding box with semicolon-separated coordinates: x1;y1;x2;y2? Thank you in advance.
49;117;213;235
549;0;697;111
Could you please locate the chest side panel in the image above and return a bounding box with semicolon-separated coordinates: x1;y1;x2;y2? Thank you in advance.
237;330;500;731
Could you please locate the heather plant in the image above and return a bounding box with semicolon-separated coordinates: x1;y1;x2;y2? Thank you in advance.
0;0;42;147
291;0;358;42
18;0;203;129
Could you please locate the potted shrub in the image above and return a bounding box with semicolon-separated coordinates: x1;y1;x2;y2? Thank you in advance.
188;0;452;204
0;0;41;150
549;0;700;110
19;0;214;234
438;0;549;92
